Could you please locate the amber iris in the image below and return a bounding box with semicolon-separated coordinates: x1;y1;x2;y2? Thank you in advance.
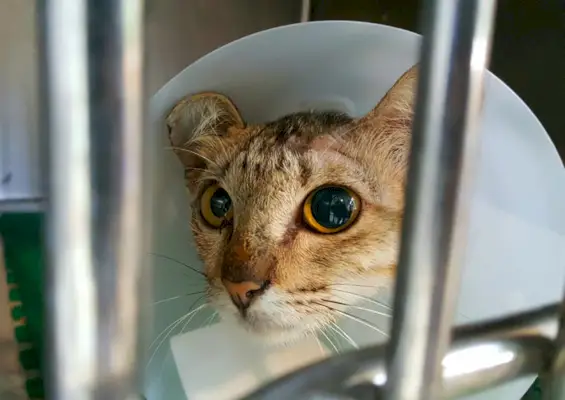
303;186;360;233
201;184;233;228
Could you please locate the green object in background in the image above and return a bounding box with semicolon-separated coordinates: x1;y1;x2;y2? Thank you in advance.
522;379;543;399
1;213;45;399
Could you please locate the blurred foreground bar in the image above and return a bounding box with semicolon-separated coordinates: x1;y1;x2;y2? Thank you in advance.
386;0;498;399
242;304;560;399
541;290;565;399
41;0;148;399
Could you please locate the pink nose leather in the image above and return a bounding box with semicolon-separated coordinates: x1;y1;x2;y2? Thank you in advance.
222;279;265;310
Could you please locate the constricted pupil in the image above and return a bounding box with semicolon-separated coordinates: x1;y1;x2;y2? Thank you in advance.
210;188;232;217
311;187;355;229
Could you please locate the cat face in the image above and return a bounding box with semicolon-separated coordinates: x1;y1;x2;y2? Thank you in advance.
166;67;417;343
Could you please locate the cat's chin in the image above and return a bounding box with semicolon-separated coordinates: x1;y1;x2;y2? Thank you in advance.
243;322;314;347
217;312;315;347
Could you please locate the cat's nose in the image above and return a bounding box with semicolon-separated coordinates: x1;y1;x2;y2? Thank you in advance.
222;279;269;311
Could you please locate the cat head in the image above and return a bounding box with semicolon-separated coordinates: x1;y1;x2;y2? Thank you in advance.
165;66;417;343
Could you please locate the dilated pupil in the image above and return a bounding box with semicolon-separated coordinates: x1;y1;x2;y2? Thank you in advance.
210;188;231;217
311;187;355;229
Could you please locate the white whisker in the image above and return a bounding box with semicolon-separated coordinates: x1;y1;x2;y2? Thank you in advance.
149;312;189;351
146;312;192;368
318;328;339;354
150;253;206;278
157;304;208;396
315;302;389;338
202;311;218;329
328;283;382;289
146;300;206;369
328;322;359;349
179;304;208;336
324;299;392;318
314;333;326;356
330;289;392;310
148;304;207;368
153;291;206;305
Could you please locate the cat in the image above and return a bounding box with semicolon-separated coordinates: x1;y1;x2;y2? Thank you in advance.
165;66;417;345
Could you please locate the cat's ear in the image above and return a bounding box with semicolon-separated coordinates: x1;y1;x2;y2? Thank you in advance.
166;92;245;165
361;65;418;126
165;92;245;187
348;66;418;208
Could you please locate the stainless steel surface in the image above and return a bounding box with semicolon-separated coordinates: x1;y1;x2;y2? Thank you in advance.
301;0;311;22
0;0;301;211
541;293;565;399
242;304;559;400
385;0;497;398
42;0;147;398
0;0;43;210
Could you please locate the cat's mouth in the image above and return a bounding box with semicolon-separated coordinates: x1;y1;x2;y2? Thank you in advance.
237;313;318;344
243;315;295;333
209;289;326;342
233;305;302;332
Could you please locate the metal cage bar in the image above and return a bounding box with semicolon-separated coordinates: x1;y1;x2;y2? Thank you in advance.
541;291;565;399
386;0;497;398
41;0;147;398
243;303;559;400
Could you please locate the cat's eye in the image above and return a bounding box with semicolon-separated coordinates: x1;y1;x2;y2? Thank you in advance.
303;186;360;233
200;184;233;228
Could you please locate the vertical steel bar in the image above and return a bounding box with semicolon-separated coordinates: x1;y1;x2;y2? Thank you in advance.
541;292;565;400
385;0;497;399
300;0;311;22
41;0;147;399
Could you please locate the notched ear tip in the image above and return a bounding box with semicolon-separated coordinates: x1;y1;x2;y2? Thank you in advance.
165;92;245;149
